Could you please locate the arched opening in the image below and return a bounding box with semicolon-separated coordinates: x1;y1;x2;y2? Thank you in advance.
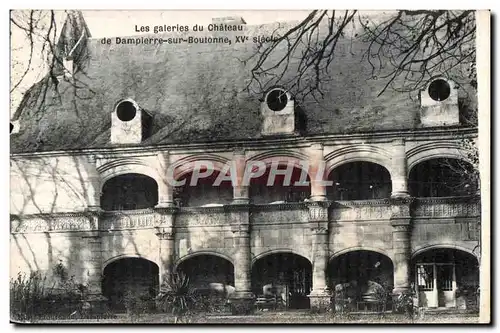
328;250;393;312
101;173;158;211
428;79;451;102
327;162;392;200
409;158;478;197
265;88;289;111
174;170;233;207
249;164;311;204
116;100;137;121
412;248;479;309
102;257;159;311
252;253;312;309
176;254;235;310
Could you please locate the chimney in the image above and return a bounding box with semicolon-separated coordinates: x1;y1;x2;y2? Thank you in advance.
212;16;246;25
63;57;74;78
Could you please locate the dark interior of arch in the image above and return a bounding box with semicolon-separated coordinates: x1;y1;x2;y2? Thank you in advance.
102;258;159;311
252;253;312;309
328;250;394;289
249;165;311;204
101;173;158;210
174;170;233;207
328;251;394;311
409;158;478;197
177;254;234;291
412;248;479;295
327;162;392;200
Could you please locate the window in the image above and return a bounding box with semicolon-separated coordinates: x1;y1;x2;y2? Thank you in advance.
428;79;451;102
416;264;434;291
266;88;288;111
116;101;137;121
437;264;454;291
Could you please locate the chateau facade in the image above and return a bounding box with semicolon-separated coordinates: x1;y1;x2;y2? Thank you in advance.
10;12;480;312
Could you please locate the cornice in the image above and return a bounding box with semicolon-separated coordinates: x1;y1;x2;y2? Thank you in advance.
10;126;478;159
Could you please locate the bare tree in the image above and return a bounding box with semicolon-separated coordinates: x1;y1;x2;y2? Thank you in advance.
10;10;92;120
244;10;476;101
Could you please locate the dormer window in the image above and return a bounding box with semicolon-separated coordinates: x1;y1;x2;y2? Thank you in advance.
111;98;152;145
428;79;451;102
260;87;296;136
420;77;459;127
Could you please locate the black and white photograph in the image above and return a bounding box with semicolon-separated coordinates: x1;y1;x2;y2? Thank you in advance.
8;8;491;324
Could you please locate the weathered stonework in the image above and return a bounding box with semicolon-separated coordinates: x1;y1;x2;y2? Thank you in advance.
10;130;480;312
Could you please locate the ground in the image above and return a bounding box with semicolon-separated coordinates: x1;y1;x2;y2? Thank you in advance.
23;310;479;324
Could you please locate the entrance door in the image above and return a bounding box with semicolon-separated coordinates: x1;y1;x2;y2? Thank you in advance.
416;263;437;307
416;263;456;308
437;264;456;307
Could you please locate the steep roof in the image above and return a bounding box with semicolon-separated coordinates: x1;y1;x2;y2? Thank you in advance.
10;13;476;154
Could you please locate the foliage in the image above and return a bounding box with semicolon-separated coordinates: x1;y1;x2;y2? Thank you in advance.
10;271;47;321
155;271;198;323
123;289;157;318
392;289;420;321
10;263;111;322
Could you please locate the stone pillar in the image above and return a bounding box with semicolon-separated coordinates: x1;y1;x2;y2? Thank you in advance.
157;229;175;288
232;149;249;204
307;201;332;312
390;197;413;298
82;211;107;309
156;151;175;208
309;144;328;201
155;207;177;288
229;207;254;314
391;139;409;198
85;154;101;211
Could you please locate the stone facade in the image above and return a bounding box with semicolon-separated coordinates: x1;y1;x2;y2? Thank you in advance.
10;130;480;311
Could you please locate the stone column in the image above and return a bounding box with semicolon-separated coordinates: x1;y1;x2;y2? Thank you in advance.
229;207;254;314
155;207;177;288
232;149;249;204
156;151;175;208
82;211;107;309
309;144;328;201
391;139;409;198
307;201;332;312
85;154;101;211
390;197;413;298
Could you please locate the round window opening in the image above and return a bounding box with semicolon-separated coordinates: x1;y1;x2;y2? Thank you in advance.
116;101;137;121
428;79;451;101
266;89;288;112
